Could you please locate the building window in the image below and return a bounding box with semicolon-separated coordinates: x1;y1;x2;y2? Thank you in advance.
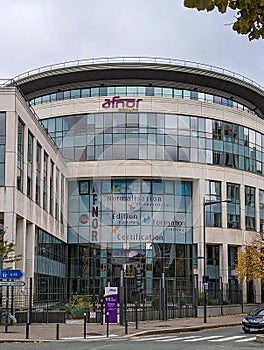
245;186;255;231
43;152;48;210
205;180;221;227
35;143;41;205
207;244;219;279
34;227;66;303
227;183;240;229
50;160;54;215
55;167;59;220
27;132;33;198
228;246;238;272
40;113;262;177
61;175;64;224
17;118;24;192
0;112;6;186
207;245;219;266
79;181;89;195
259;189;264;232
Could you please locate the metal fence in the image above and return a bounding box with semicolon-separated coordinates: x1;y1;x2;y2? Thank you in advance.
0;276;260;324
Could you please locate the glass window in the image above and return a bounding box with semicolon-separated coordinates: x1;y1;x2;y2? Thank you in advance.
183;90;191;99
81;88;91;98
126;86;137;96
207;245;219;266
245;186;255;231
259;189;264;232
165;114;176;129
115;86;126;96
99;87;107;96
70;89;81;99
227;183;240;229
91;88;100;97
205;180;221;227
163;88;172;98
17;118;24;192
36;142;41;205
64;91;71;100
154;87;162;97
190;91;198;100
146;86;154;96
79;181;89;195
173;89;182;98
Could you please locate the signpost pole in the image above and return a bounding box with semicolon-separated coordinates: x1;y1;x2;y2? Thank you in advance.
5;284;9;333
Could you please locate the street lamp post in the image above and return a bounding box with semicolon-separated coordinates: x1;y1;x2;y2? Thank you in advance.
203;197;231;323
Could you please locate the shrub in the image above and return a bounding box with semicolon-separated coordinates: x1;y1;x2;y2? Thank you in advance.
66;295;92;319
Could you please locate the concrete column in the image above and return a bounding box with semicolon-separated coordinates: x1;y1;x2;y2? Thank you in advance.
254;279;262;303
242;281;247;304
220;243;228;284
25;223;35;279
15;217;27;273
220;243;229;301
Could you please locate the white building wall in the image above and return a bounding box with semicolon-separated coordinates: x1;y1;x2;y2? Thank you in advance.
0;89;68;285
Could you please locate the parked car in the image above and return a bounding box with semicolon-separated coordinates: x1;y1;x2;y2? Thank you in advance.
242;307;264;333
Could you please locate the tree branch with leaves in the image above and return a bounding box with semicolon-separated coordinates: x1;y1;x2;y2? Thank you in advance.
184;0;264;40
235;232;264;282
0;229;22;268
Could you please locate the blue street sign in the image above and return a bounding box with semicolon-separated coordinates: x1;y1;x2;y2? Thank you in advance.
0;269;24;279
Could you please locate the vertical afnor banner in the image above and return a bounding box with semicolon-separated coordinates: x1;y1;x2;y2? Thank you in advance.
104;286;118;323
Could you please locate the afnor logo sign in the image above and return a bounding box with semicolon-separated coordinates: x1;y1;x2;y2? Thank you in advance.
102;96;142;110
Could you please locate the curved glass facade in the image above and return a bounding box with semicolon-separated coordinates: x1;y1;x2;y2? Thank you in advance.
30;85;256;115
42;112;264;175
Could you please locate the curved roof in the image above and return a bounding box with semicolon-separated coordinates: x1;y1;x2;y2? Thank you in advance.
7;57;264;118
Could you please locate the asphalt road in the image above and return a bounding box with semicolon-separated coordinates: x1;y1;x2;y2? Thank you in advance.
0;326;263;350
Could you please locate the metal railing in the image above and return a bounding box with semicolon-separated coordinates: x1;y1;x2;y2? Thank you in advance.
0;57;263;90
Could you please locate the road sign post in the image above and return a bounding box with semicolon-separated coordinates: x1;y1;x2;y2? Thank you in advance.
0;270;25;333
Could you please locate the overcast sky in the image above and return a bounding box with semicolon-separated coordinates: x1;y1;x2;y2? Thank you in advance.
0;0;263;86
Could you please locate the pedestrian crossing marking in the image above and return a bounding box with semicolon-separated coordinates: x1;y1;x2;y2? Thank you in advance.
235;337;256;342
126;334;256;344
208;335;246;342
157;335;200;342
184;335;223;342
134;335;177;341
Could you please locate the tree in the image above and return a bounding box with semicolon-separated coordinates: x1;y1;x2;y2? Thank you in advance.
184;0;264;40
0;229;22;267
235;232;264;282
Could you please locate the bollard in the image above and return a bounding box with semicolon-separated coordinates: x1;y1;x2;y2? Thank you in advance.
135;301;138;330
125;319;128;335
26;322;30;339
83;312;87;339
106;312;109;337
56;323;60;340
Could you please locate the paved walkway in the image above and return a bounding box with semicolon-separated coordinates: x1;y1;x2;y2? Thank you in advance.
0;314;247;342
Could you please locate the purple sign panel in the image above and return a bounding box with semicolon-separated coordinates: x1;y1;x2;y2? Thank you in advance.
104;286;118;323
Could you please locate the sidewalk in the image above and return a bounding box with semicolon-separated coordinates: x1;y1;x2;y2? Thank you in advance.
0;313;246;342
